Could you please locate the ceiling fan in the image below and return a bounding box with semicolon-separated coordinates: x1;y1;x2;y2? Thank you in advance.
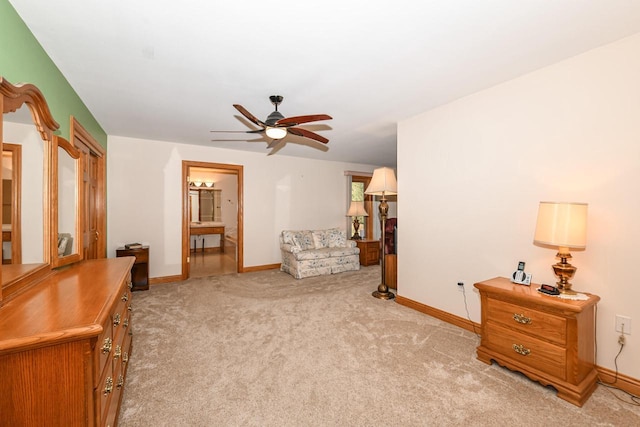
211;95;332;149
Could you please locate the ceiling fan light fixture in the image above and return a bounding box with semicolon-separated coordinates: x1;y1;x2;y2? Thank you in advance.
265;126;287;139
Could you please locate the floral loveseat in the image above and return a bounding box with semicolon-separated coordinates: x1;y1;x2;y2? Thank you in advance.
280;228;360;279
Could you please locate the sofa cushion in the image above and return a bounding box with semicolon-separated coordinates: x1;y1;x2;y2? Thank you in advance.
293;230;315;250
312;230;330;249
326;228;346;248
294;248;334;261
328;247;359;257
282;230;297;246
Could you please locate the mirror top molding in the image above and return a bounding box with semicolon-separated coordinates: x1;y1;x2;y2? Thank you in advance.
1;77;59;141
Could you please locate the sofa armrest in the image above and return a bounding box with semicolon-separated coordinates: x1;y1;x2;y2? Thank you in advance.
280;243;301;254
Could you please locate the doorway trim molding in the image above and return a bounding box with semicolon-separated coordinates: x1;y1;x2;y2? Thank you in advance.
181;160;244;280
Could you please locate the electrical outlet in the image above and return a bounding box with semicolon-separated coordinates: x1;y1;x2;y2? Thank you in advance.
457;281;465;292
615;315;631;335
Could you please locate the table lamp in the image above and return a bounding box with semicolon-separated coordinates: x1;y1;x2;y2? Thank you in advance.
533;201;588;294
365;167;397;300
346;200;368;240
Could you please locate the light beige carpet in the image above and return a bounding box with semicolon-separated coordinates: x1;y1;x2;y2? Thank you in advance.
119;266;640;426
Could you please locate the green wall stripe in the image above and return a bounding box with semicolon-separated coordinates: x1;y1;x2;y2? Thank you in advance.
0;0;107;147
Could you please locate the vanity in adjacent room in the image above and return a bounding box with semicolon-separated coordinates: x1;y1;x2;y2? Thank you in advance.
0;77;134;426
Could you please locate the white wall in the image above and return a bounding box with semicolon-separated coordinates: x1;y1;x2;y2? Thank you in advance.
107;136;378;278
398;33;640;379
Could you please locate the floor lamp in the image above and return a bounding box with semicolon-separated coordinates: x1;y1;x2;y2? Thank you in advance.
365;167;397;300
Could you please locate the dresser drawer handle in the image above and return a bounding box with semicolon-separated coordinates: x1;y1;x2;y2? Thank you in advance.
116;374;124;389
512;344;531;356
123;317;129;329
513;313;531;325
104;376;113;395
123;351;129;364
121;292;129;302
114;345;122;360
113;313;121;327
128;304;133;312
102;337;112;354
127;281;133;290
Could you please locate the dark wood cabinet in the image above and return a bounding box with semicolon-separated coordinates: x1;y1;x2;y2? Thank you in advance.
116;246;149;291
355;239;380;266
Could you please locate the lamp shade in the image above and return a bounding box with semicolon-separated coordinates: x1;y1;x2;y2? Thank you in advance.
346;200;369;217
365;167;397;196
533;202;587;249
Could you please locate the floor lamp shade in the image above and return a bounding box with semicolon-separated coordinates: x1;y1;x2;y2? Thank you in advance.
365;167;398;196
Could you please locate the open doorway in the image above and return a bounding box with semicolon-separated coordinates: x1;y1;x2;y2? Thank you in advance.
181;161;243;279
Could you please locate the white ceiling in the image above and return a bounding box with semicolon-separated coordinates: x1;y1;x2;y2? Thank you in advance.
9;1;640;167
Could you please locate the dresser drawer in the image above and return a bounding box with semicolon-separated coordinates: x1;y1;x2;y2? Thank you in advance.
486;322;566;380
96;357;114;426
94;316;113;388
486;297;567;345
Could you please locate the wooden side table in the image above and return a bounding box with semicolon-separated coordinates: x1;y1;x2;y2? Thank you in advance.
116;246;149;291
474;277;600;406
355;239;380;266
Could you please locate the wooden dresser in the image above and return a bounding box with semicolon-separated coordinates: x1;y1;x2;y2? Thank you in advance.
474;277;600;406
0;257;135;426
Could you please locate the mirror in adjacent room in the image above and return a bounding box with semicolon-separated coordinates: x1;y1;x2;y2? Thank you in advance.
190;187;222;223
1;78;59;301
51;135;83;268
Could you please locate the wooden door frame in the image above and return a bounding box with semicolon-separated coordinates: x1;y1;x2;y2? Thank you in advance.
70;117;106;258
181;161;243;280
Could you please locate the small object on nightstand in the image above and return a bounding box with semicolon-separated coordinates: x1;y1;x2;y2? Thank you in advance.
116;246;149;291
538;284;560;295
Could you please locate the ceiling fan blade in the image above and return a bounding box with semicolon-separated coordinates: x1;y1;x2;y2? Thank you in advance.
288;127;329;144
210;129;264;135
233;104;266;128
276;114;332;126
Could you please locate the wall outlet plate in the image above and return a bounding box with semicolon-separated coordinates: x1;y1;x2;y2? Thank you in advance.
615;315;631;335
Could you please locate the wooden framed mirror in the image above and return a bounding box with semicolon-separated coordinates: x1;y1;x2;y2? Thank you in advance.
1;77;58;303
51;135;83;268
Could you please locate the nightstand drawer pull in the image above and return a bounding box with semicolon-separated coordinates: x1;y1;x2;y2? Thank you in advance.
512;344;531;356
513;313;531;324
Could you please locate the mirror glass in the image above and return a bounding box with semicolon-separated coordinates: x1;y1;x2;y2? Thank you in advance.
190;188;222;223
52;136;81;268
3;107;45;267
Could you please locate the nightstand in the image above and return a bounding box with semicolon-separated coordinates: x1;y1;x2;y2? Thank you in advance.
474;277;600;406
355;239;380;266
116;246;149;291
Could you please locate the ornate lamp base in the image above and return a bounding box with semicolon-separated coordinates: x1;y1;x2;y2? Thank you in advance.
372;282;395;300
372;289;395;300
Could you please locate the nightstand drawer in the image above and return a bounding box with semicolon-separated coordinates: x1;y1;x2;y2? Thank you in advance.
487;298;567;345
486;322;566;381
